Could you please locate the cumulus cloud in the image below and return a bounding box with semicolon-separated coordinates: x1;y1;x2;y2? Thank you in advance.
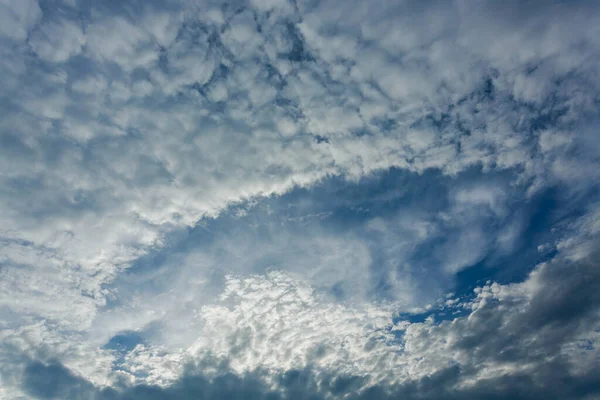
29;17;85;63
0;0;41;41
8;239;600;399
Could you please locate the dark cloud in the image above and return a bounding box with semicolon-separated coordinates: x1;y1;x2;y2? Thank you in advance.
22;362;98;400
454;250;600;365
20;358;600;400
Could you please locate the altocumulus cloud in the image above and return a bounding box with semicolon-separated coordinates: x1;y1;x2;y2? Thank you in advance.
1;0;600;398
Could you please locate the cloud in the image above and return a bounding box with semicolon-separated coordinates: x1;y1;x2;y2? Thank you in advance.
11;241;600;399
1;0;600;398
29;17;85;63
0;0;41;41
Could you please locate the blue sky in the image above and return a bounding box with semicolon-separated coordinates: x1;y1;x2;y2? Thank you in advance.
1;0;600;399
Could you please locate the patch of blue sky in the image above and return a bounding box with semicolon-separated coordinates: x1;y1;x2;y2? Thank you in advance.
109;162;597;322
103;331;146;372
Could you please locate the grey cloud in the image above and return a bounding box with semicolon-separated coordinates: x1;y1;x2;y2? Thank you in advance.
453;258;600;365
22;361;98;400
18;343;600;400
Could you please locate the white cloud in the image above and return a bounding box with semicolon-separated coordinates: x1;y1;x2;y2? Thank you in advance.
86;16;158;71
189;272;400;379
29;18;85;63
71;75;108;95
0;0;41;41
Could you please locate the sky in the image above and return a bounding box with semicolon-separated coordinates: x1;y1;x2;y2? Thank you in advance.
1;0;600;399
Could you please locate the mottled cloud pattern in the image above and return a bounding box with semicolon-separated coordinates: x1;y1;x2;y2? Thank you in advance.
1;0;600;399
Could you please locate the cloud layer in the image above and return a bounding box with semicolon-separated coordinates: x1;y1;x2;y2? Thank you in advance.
1;0;600;398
